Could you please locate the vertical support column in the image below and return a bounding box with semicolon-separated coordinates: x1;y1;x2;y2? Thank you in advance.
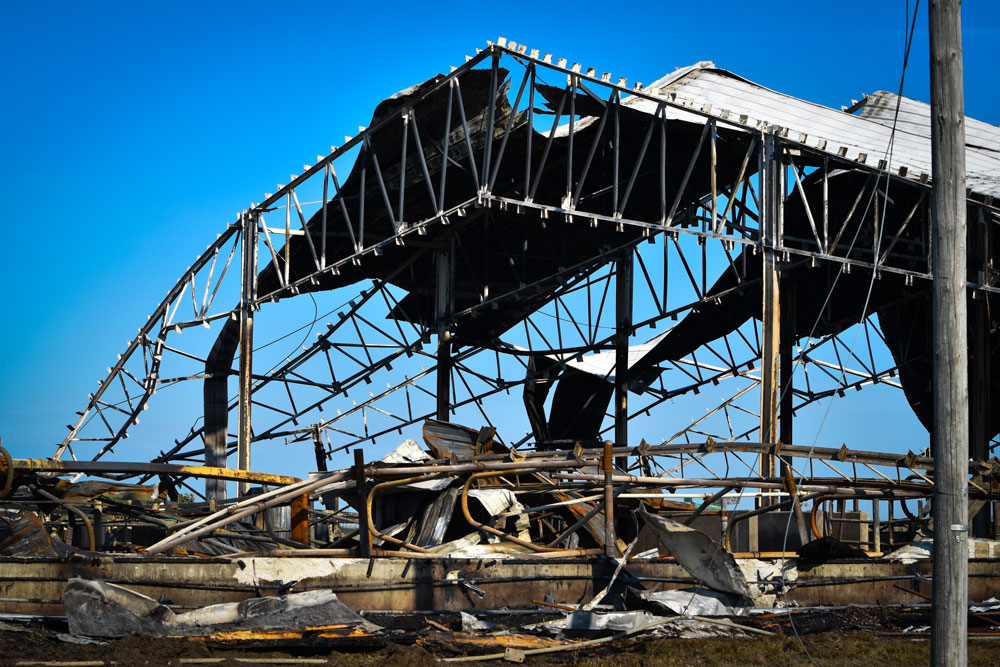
615;249;633;467
779;279;806;540
435;237;454;422
929;1;969;664
354;448;371;558
969;207;990;537
759;130;782;493
237;210;258;497
779;281;795;453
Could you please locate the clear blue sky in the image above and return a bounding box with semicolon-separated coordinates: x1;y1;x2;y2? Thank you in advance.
1;1;998;475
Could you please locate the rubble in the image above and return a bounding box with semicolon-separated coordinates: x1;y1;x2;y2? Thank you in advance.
65;579;379;638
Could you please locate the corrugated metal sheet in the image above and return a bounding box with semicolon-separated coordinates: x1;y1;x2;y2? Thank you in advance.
619;62;1000;198
859;89;1000;153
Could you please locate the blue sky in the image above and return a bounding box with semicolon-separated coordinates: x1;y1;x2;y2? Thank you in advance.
1;1;998;477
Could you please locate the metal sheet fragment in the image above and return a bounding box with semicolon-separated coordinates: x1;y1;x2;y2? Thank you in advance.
639;507;751;598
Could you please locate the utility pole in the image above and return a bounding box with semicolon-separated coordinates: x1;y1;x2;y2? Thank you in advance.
929;1;969;664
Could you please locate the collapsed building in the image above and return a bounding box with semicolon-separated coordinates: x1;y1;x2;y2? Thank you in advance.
3;38;1000;647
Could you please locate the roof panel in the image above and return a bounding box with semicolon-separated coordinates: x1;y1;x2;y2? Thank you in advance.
621;64;1000;198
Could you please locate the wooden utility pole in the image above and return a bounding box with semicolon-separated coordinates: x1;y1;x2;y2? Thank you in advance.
929;1;969;664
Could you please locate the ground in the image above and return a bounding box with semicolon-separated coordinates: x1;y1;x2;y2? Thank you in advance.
3;608;999;666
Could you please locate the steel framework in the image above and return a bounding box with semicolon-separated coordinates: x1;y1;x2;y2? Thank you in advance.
49;40;1000;534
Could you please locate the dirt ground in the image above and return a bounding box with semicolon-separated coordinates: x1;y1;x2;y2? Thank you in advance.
3;610;1000;666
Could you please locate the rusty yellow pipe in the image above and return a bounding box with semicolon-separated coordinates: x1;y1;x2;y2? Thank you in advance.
807;493;899;541
365;475;441;554
460;470;602;554
11;459;300;486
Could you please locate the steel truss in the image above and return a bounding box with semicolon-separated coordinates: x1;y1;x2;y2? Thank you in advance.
53;40;1000;519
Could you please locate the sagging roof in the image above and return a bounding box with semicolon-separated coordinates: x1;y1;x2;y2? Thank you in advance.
624;62;1000;198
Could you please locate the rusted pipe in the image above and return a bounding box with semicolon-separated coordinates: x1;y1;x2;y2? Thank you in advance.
143;471;351;555
35;487;95;552
547;485;629;548
683;485;734;526
783;466;810;545
549;472;934;496
460;469;594;554
365;475;443;554
807;493;919;543
372;457;601;477
723;491;825;552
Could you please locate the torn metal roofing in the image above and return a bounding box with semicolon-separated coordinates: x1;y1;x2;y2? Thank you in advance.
859;89;1000;154
627;62;1000;198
